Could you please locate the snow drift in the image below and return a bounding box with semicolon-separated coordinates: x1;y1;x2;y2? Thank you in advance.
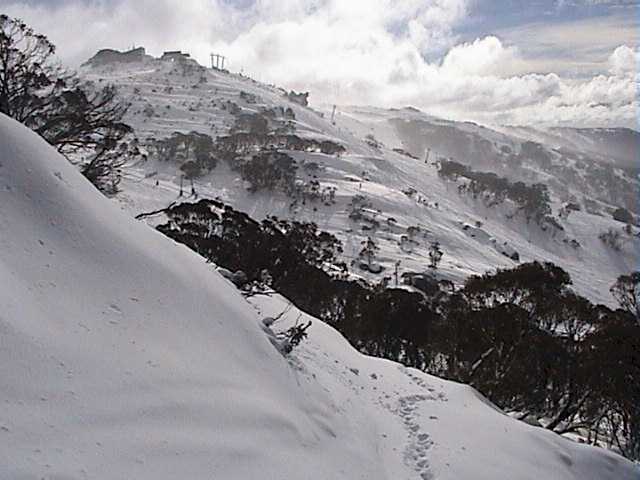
0;113;636;479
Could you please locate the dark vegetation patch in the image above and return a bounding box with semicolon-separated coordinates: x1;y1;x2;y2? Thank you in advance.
155;199;640;461
147;105;345;206
215;132;345;157
151;131;218;178
239;151;298;194
438;159;560;229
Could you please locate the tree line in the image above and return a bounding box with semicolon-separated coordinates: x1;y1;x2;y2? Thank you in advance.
438;159;559;229
156;199;639;460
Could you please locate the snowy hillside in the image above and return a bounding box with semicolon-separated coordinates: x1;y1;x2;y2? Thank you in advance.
80;54;638;306
0;113;637;479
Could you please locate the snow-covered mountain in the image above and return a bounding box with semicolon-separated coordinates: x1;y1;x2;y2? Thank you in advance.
1;108;637;478
80;52;638;307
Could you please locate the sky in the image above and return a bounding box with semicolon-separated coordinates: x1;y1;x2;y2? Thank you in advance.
2;0;638;128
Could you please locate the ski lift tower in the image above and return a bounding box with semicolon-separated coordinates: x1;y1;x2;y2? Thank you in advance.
424;147;431;164
210;53;226;70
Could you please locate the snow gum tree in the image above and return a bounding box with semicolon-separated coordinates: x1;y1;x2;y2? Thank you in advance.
428;241;443;269
610;271;640;325
359;237;379;269
0;15;134;194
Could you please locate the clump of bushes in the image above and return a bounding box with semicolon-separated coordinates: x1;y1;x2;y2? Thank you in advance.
599;228;623;251
612;207;634;224
152;131;217;178
439;159;558;228
239;151;298;194
215;132;345;157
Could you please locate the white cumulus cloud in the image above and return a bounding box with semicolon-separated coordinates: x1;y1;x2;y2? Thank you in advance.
1;0;637;128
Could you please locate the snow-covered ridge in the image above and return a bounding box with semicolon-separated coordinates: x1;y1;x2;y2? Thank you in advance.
0;114;637;478
80;56;638;306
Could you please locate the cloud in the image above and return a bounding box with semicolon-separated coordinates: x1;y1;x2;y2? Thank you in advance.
2;0;238;64
495;13;638;76
2;0;638;128
440;36;522;77
609;45;640;77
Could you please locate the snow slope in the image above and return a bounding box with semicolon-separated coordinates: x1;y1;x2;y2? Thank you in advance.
0;113;388;479
0;115;637;478
80;58;639;307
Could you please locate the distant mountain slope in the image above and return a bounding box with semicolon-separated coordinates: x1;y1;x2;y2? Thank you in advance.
79;54;638;307
0;113;636;479
537;127;638;170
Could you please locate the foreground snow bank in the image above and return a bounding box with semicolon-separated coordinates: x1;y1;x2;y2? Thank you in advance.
0;114;385;479
0;114;635;479
252;294;638;480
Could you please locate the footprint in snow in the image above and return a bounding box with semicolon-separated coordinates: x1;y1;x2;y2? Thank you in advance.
108;303;123;314
399;366;447;402
395;394;437;480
